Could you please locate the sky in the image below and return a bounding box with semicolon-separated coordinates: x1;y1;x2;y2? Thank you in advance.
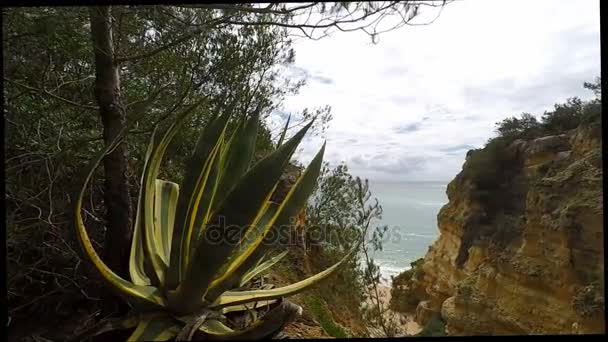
267;0;601;183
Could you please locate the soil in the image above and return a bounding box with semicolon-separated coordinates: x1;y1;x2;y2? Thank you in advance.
373;283;422;336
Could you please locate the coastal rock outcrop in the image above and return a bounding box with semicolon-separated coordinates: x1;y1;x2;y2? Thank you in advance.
396;121;604;335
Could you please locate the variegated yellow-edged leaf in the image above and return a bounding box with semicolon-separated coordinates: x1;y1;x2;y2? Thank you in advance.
219;299;278;314
211;109;260;214
130;128;158;286
73;130;165;309
138;101;207;289
203;203;279;301
204;143;325;301
170;121;314;313
239;251;288;287
153;179;179;265
68;310;140;342
184;134;226;265
209;238;360;309
127;313;180;342
167;110;232;291
276;114;290;147
197;300;301;340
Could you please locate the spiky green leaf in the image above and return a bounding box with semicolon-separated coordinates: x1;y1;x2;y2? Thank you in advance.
127;314;180;341
167;110;232;290
73;130;165;308
153;179;179;265
141;102;201;287
171;120;314;313
239;251;288;287
212;110;260;213
204;143;325;301
277;114;290;147
209;239;360;309
130;128;157;286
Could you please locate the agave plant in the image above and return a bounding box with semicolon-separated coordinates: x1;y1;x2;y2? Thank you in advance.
73;103;360;341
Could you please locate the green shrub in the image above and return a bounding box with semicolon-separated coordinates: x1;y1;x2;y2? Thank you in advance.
305;295;349;338
541;97;585;134
494;112;542;140
389;286;419;313
416;315;446;337
463;137;520;193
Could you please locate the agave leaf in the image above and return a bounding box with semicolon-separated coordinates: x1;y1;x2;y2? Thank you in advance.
67;311;140;342
167;110;232;290
239;251;288;287
211;109;260;213
219;299;278;314
184;134;226;263
205;143;325;300
207;202;278;288
127;314;181;342
206;202;278;297
172;121;314;313
153;179;179;265
197;299;302;340
276;114;290;147
141;109;198;286
209;238;360;309
130;128;157;286
73;130;165;308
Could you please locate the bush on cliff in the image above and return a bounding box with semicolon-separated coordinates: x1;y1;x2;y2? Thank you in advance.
389;258;425;312
416;314;446;337
493;78;601;142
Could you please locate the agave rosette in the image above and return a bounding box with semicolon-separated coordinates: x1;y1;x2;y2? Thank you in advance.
73;104;360;341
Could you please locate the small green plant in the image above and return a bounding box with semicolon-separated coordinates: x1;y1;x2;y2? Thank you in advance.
389;286;420;313
416;315;446;337
73;106;361;341
305;295;348;338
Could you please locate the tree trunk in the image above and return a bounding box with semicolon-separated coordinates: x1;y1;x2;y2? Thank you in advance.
89;6;133;314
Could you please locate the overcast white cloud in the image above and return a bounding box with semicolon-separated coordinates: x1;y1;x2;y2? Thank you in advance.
267;0;601;182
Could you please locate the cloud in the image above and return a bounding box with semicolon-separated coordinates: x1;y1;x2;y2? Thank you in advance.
387;94;418;106
439;144;476;153
393;122;422;134
277;0;600;183
346;153;429;180
274;109;291;120
380;65;409;78
310;74;334;85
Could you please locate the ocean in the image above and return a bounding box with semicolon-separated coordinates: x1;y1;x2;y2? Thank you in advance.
366;181;449;284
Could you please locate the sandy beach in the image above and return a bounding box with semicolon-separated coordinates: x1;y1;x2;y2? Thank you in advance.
368;283;422;336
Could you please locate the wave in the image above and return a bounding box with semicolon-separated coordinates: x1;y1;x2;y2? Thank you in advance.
376;262;413;285
404;232;437;239
416;201;447;207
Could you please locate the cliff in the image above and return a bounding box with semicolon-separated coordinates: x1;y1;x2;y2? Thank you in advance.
393;121;604;335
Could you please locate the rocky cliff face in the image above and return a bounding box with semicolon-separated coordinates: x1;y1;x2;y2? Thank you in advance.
407;122;604;335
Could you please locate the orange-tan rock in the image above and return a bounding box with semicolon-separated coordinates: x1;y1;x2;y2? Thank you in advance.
405;122;604;335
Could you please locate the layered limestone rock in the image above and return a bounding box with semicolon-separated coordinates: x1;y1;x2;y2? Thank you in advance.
407;122;604;335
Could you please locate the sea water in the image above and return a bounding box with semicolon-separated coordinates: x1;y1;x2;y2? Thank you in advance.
366;181;449;284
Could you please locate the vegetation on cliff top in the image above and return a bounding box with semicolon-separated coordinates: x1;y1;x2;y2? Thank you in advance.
388;79;603;334
455;79;602;267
